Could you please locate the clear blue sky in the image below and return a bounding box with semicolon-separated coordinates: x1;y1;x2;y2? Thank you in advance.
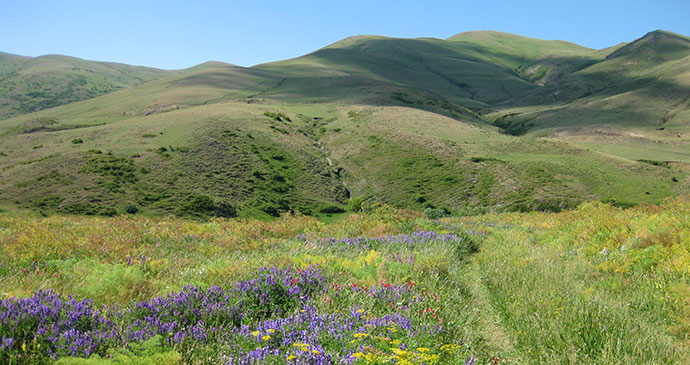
2;0;688;69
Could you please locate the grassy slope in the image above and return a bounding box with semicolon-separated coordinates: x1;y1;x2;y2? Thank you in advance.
0;31;688;217
0;101;347;218
0;52;178;120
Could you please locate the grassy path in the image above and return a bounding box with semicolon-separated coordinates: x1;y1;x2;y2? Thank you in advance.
456;222;690;364
459;259;526;363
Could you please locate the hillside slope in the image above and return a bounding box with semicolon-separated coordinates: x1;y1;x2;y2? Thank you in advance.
252;32;598;117
491;31;690;133
0;52;176;120
0;30;688;217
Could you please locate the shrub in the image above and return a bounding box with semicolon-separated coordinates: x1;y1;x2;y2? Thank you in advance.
346;197;362;212
637;159;669;168
124;204;139;214
181;195;237;218
262;204;280;217
263;111;291;122
602;199;636;209
424;207;447;219
214;201;237;218
61;202;101;216
71;138;84;144
182;195;215;215
99;207;118;217
319;205;345;214
470;156;500;163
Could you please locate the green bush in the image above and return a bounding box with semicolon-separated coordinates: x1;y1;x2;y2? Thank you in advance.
214;201;237;218
99;207;118;217
637;159;669;168
182;195;236;218
263;111;291;122
320;205;345;214
262;204;280;217
346;197;362;212
424;207;447;219
124;204;139;214
60;202;101;216
182;195;215;215
71;138;83;144
470;156;500;163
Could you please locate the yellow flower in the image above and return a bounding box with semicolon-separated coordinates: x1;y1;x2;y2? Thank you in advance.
262;335;271;341
267;329;276;334
440;344;462;352
417;347;429;353
356;309;365;313
391;348;407;355
353;333;369;338
251;331;261;337
287;355;297;360
390;339;401;345
292;342;310;351
351;352;366;358
312;350;320;355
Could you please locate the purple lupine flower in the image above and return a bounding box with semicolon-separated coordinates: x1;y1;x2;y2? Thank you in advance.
1;259;468;363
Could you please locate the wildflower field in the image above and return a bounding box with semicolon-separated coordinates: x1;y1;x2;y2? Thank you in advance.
1;198;690;364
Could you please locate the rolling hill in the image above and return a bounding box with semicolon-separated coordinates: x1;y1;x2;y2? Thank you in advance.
0;52;177;120
0;30;688;218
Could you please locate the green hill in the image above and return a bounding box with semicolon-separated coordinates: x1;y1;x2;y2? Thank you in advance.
0;52;176;120
0;30;688;218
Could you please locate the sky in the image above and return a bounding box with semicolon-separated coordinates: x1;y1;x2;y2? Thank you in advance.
2;0;689;70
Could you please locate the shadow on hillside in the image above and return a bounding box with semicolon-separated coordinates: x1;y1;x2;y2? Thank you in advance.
243;36;690;130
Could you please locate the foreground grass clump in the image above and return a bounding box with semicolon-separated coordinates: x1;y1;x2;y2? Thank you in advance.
2;199;690;363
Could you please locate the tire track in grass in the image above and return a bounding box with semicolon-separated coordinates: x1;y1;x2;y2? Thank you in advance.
460;244;527;363
445;222;527;363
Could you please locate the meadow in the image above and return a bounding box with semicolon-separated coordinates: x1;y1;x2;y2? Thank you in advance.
1;197;689;364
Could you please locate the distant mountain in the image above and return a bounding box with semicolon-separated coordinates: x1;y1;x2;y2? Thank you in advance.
0;30;688;218
0;53;175;119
